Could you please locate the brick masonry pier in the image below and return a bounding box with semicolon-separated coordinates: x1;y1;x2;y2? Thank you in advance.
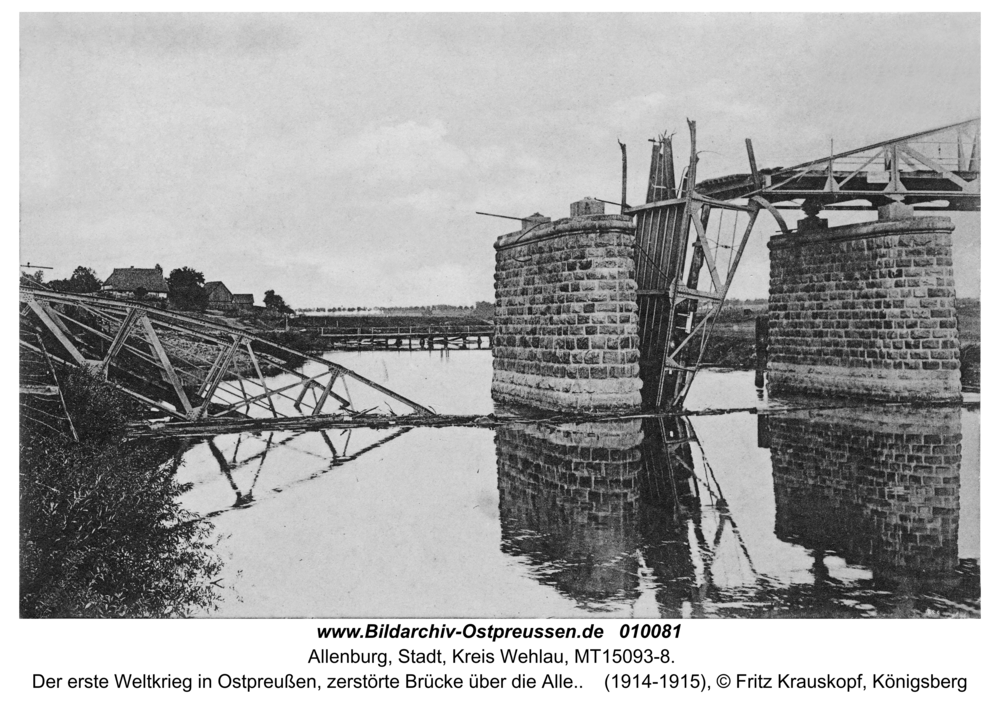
768;215;962;402
769;406;962;578
492;206;642;411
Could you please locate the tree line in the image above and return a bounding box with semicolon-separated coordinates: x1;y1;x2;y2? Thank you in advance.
296;301;496;316
21;265;293;315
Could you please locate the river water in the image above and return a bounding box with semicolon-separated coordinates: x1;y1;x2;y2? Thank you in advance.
174;350;980;618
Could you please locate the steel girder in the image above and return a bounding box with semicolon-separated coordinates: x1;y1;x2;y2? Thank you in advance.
698;118;981;212
19;288;432;422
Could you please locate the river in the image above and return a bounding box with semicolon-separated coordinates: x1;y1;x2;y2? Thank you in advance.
174;350;980;618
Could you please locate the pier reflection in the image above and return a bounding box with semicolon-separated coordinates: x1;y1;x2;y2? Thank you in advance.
495;420;646;607
769;407;965;594
495;406;976;617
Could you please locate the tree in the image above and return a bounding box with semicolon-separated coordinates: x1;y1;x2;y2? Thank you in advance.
20;270;45;286
167;267;208;311
49;266;103;294
263;289;293;315
70;266;102;292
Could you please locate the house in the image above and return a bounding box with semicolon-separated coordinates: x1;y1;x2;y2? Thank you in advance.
204;281;234;309
102;266;168;299
232;293;255;310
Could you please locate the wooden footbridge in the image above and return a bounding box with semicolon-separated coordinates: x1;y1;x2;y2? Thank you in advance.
311;323;492;351
19;288;433;425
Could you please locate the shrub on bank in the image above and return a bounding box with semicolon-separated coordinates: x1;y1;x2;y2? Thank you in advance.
19;369;223;618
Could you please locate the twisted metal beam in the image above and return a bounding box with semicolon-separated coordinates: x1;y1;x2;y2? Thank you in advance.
19;288;432;422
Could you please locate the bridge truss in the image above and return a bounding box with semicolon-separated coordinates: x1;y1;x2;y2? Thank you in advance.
20;331;79;440
630;117;980;409
699;118;981;213
19;288;433;424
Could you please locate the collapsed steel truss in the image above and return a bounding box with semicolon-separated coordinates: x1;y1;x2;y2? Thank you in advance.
629;120;769;408
19;288;432;422
19;331;79;440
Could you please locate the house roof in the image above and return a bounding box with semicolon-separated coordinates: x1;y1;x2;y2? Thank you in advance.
204;281;232;300
232;293;255;304
103;267;168;293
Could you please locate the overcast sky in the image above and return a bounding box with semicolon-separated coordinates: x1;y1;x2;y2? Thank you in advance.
20;13;980;306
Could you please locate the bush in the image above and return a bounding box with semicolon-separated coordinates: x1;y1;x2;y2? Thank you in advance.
20;369;223;617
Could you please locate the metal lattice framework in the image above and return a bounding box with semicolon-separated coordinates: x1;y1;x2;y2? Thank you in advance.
19;288;432;422
629;120;770;408
19;330;79;440
699;117;981;213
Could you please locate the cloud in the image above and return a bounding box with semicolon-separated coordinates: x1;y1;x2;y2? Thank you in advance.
395;188;462;214
19;14;980;308
469;145;507;170
609;92;669;120
301;254;490;307
22;14;301;57
391;262;488;306
329;120;469;184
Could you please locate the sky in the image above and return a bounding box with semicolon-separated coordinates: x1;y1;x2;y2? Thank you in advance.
19;13;981;306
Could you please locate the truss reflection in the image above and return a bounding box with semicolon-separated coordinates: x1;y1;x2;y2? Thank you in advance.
175;426;410;518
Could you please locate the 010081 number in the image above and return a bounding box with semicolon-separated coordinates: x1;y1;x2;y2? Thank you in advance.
619;624;681;639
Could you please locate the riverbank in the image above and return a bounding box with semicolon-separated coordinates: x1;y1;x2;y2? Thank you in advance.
19;368;224;617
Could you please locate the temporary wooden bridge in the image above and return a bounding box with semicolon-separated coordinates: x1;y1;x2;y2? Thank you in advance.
312;323;492;350
19;288;433;423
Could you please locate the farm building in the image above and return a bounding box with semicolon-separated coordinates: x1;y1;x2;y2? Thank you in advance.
232;293;255;310
205;281;234;309
101;266;168;299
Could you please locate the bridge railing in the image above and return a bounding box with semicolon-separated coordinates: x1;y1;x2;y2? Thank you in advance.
315;325;493;337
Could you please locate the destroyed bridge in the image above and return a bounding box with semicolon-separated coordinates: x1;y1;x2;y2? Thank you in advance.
491;117;979;410
21;118;979;434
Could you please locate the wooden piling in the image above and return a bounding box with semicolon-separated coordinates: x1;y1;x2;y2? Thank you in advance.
755;314;768;389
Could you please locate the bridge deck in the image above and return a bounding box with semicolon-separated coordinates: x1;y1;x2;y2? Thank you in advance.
316;326;492;339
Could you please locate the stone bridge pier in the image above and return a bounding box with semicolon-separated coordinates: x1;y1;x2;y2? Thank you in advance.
492;200;642;411
767;207;962;402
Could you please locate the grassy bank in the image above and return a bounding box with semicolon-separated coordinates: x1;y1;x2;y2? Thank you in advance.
20;368;223;617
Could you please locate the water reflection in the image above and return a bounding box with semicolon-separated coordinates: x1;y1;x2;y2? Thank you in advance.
495;407;978;617
769;407;965;593
496;421;645;608
178;427;411;518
